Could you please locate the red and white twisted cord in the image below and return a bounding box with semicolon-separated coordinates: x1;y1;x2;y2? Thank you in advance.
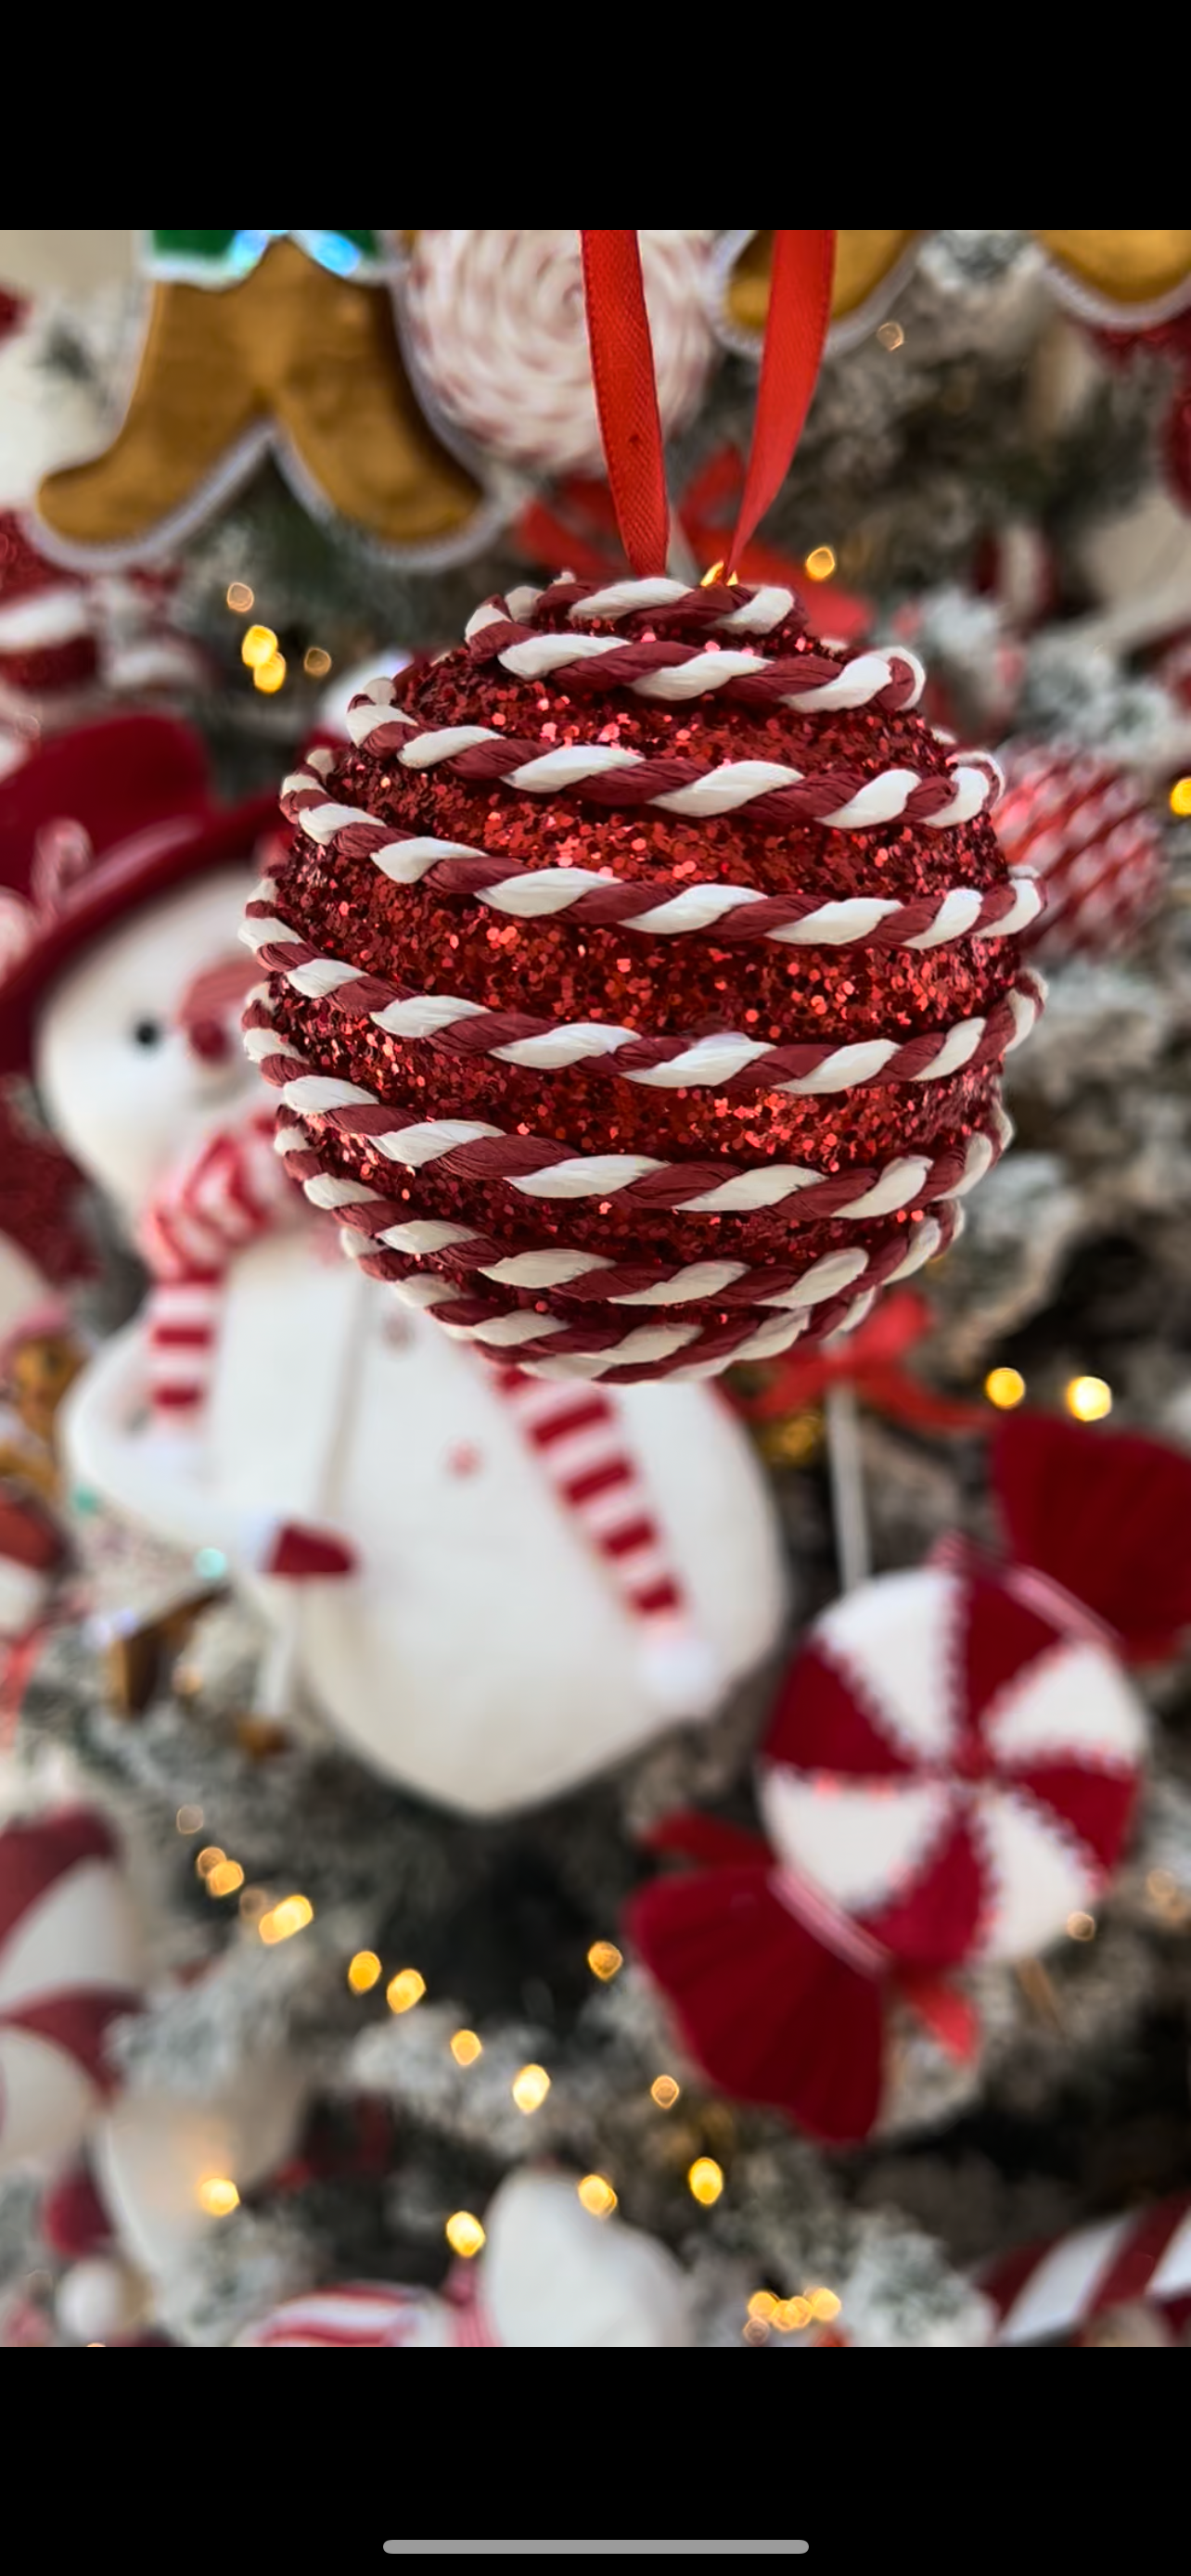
456;593;928;714
284;724;1000;836
276;1143;958;1381
242;886;1043;1098
243;1002;1008;1222
277;756;1035;954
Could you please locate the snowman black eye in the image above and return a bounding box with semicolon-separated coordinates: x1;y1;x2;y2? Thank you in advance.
132;1019;163;1048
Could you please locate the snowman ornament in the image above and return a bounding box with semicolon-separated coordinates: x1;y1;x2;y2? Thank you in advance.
0;711;788;1814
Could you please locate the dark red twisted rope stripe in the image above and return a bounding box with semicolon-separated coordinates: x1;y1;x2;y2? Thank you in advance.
273;800;1026;949
527;576;810;634
248;1015;986;1220
275;1129;961;1312
314;735;987;831
248;917;1033;1096
464;618;923;716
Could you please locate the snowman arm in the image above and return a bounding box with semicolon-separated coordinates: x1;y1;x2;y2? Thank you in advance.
60;1321;239;1558
60;1324;355;1577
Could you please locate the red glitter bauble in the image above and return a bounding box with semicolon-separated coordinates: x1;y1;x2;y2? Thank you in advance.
246;578;1044;1383
994;744;1166;961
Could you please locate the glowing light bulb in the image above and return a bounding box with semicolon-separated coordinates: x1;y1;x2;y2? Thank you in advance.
385;1968;426;2014
258;1894;314;1945
804;546;836;581
1065;1375;1112;1422
195;1846;224;1881
450;2029;482;2066
241;623;277;669
687;2157;724;2206
808;2288;842;2322
748;2290;778;2323
226;582;254;613
1171;776;1191;817
303;645;332;678
577;2174;618;2218
984;1367;1026;1409
511;2063;550;2113
347;1950;382;1994
206;1858;244;1897
1067;1911;1096;1941
650;2074;681;2110
198;2177;239;2217
175;1805;203;1834
877;319;905;351
445;2212;485;2258
775;2296;813;2330
253;650;287;695
587;1940;623;1981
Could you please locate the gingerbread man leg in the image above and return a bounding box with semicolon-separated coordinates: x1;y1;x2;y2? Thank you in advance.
262;239;491;555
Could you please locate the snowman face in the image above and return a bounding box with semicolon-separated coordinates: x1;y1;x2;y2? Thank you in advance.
33;869;260;1224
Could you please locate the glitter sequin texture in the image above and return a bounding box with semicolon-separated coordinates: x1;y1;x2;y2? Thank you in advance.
261;585;1039;1378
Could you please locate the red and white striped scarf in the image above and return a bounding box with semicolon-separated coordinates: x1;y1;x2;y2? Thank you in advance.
137;1107;299;1420
489;1364;693;1655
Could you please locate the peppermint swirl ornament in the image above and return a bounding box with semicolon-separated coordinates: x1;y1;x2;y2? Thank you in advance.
243;576;1043;1384
630;1416;1191;2139
994;745;1166;959
0;1808;143;2174
401;230;716;477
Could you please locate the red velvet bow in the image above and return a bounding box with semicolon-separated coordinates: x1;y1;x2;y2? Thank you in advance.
515;445;873;643
728;1290;986;1436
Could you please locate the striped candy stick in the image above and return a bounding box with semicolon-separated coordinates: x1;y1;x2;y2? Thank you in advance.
981;2197;1191;2346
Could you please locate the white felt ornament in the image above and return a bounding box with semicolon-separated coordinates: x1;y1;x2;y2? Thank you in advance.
0;1807;143;2175
238;2166;693;2349
401;231;716;478
56;2251;147;2342
91;2056;307;2286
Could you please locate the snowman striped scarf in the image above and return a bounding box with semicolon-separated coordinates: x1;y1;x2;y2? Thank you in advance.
139;1126;697;1664
489;1363;690;1648
138;1107;298;1419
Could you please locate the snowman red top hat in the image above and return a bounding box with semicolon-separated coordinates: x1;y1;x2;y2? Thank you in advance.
0;711;276;1077
629;1414;1191;2145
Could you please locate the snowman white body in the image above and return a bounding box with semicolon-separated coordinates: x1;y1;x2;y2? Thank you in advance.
35;874;788;1815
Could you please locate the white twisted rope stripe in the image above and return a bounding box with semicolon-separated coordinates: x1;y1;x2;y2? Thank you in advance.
276;760;1038;950
401;232;716;478
275;1117;964;1309
244;1004;1009;1219
296;705;1000;832
243;888;1044;1096
416;593;929;719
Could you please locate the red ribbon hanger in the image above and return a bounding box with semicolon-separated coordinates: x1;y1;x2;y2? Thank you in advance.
580;228;836;578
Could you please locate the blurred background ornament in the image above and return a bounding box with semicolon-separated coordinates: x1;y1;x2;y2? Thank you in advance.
993;745;1168;959
32;233;505;569
0;1806;143;2174
402;230;717;479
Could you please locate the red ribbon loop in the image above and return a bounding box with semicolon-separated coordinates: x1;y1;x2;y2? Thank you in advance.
580;228;837;580
578;232;670;580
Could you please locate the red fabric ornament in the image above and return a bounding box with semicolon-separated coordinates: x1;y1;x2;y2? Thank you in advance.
993;745;1166;960
0;1084;96;1287
243;578;1043;1384
728;1288;986;1435
516;448;875;643
628;1414;1191;2143
41;2159;114;2258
